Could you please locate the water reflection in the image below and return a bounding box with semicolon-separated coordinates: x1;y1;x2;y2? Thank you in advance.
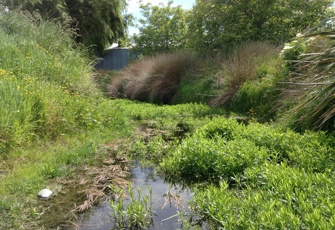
76;160;193;230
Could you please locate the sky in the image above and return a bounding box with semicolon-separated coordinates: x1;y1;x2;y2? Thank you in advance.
126;0;196;35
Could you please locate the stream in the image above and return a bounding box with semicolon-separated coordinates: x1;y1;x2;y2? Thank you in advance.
75;160;194;230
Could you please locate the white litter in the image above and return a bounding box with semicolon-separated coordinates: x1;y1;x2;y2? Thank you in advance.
37;189;53;199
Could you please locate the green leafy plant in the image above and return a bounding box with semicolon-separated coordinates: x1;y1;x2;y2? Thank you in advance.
110;185;153;229
191;163;335;229
161;120;269;184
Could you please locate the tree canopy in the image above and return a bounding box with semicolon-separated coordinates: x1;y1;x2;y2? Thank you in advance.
1;0;128;53
132;1;189;56
188;0;334;53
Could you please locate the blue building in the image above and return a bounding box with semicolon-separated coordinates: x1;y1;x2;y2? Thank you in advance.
95;43;129;70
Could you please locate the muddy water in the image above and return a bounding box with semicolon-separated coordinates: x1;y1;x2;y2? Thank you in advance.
75;160;193;230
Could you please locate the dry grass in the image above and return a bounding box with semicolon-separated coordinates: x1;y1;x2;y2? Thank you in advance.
107;52;199;104
209;42;279;107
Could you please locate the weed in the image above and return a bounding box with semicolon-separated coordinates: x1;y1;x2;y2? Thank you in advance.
110;185;153;229
161;117;335;185
191;163;335;229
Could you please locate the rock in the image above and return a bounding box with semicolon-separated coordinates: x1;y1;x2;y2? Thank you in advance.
37;189;53;199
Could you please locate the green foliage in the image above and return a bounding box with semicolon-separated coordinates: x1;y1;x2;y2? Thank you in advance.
191;164;335;229
229;63;285;121
161;117;335;185
110;185;153;229
0;11;95;93
187;0;334;53
133;0;189;56
172;66;217;104
161;136;268;184
2;0;128;53
159;116;335;228
209;42;281;111
281;39;308;70
0;11;130;154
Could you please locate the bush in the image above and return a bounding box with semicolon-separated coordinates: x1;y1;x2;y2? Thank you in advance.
161;117;335;184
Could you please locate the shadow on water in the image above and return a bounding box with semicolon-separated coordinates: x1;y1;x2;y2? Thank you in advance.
75;160;194;230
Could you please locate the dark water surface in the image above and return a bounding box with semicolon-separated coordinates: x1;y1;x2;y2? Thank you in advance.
75;161;193;230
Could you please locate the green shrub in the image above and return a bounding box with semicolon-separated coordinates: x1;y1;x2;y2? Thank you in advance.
161;124;268;184
228;60;286;121
161;117;335;185
281;38;308;70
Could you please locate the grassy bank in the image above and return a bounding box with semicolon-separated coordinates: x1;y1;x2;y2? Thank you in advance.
0;11;131;228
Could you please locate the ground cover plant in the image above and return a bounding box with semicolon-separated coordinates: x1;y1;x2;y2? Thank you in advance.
158;117;335;228
191;164;335;229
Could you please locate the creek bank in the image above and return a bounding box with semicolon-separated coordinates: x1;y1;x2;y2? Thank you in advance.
36;142;130;229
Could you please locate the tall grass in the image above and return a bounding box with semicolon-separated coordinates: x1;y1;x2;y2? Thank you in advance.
0;11;96;94
209;42;280;108
279;21;335;132
107;52;199;104
0;11;102;154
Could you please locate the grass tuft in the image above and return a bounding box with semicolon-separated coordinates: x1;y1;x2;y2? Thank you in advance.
209;42;280;107
107;52;199;104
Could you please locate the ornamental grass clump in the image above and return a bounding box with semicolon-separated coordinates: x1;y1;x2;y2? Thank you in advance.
280;18;335;132
107;52;199;104
209;42;280;107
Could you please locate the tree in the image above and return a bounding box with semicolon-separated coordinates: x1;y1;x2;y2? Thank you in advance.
1;0;128;53
188;0;334;53
133;0;189;56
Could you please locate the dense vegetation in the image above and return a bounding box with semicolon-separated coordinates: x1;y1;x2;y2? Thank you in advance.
133;0;334;54
0;2;335;229
1;0;129;53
